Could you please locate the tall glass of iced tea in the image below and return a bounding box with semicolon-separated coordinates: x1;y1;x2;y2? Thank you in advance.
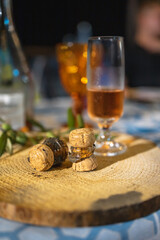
56;43;87;114
87;36;126;156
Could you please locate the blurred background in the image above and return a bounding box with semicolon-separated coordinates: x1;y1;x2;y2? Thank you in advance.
11;0;127;99
11;0;160;100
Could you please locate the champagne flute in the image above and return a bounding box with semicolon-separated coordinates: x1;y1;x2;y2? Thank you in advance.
87;36;126;156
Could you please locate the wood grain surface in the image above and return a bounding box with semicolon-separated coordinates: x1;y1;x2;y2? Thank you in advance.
0;133;160;227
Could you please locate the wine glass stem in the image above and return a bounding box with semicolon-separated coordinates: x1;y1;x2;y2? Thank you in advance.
97;127;111;143
72;93;85;115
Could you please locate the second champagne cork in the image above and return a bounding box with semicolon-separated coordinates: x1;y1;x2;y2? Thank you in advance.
69;128;95;148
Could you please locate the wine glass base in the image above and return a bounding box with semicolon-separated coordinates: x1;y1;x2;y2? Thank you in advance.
94;141;127;157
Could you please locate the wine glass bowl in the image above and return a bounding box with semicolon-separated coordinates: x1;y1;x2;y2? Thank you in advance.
87;36;126;156
56;42;87;114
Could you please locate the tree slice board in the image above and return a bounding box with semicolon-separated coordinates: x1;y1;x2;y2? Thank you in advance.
0;133;160;227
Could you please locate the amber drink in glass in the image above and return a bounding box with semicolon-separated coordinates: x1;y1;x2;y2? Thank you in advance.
56;43;87;114
87;36;126;156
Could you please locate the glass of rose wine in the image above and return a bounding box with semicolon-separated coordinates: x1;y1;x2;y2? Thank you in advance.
87;36;126;156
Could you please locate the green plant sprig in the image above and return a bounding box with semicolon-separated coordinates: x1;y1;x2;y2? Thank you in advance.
0;108;85;157
0;119;50;157
0;122;27;156
67;107;84;130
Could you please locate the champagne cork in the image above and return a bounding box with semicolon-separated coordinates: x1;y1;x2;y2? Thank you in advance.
43;138;68;166
29;138;68;171
69;128;95;148
72;155;98;172
29;144;54;171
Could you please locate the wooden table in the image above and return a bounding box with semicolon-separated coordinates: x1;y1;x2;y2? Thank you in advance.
1;97;160;240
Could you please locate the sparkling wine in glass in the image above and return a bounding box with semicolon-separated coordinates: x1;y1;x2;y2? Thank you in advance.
87;36;126;156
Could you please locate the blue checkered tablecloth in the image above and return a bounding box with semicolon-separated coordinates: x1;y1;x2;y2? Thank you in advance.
1;98;160;240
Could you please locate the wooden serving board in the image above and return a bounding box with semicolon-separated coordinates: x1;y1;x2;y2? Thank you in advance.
0;133;160;227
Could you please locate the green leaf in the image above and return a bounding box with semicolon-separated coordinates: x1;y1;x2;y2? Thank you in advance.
27;118;47;132
67;108;75;129
1;123;11;131
16;131;28;145
46;131;56;138
76;114;84;128
17;131;27;138
5;138;13;155
0;132;7;156
16;136;28;145
95;133;98;139
7;129;16;142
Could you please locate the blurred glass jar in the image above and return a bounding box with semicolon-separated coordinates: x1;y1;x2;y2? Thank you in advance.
0;0;34;129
